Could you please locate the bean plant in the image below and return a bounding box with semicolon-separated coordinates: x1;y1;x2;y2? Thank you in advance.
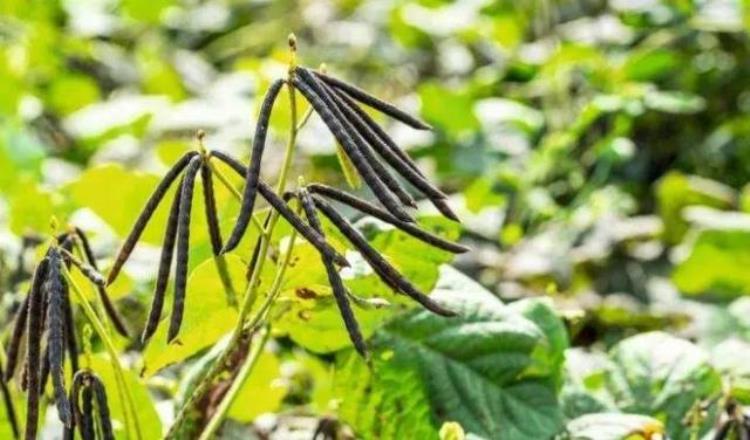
1;36;473;440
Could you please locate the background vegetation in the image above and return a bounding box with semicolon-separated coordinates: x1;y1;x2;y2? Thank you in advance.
2;0;750;439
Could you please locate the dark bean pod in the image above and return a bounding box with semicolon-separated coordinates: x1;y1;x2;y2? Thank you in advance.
312;196;455;317
298;189;368;359
322;82;416;208
334;89;424;176
62;251;106;288
73;228;130;338
62;283;79;378
24;258;49;440
331;89;459;222
0;360;19;439
46;250;73;427
293;70;414;223
307;184;468;253
310;69;432;130
222;79;286;254
200;162;224;256
108;151;199;286
4;295;30;382
90;377;114;440
79;386;95;440
168;156;202;343
142;180;183;344
209;150;349;268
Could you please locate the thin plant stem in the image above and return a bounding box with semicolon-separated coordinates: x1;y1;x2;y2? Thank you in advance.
61;266;142;440
166;54;301;439
196;327;270;440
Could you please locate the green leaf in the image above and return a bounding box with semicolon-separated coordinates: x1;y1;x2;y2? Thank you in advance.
603;332;721;439
672;228;750;298
656;171;735;244
419;82;479;135
274;214;461;354
563;413;664;440
228;349;288;422
68;164;172;245
333;266;566;440
141;255;246;376
8;179;58;235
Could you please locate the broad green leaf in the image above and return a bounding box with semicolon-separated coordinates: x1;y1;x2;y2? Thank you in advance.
8;179;57;235
68;164;172;244
672;228;750;297
88;355;162;439
47;74;100;115
333;266;566;440
141;255;246;376
560;349;616;420
603;332;721;439
274;215;461;354
228;349;287;422
563;413;664;440
656;172;735;244
419;82;479;135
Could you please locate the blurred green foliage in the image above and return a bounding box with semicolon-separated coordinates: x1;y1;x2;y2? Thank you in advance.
3;0;750;439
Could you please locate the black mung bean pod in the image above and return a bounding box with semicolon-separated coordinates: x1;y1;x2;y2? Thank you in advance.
200;163;224;256
311;69;432;131
46;249;73;427
312;195;454;317
292;70;414;223
209;150;349;268
108;151;199;286
168;156;202;343
307;183;468;254
329;89;459;221
222;79;286;254
320;80;417;209
4;295;30;383
92;378;115;440
23;257;49;440
297;189;368;359
142;180;183;344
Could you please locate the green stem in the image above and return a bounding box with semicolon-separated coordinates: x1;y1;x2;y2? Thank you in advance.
196;327;270;440
166;78;301;439
62;266;142;440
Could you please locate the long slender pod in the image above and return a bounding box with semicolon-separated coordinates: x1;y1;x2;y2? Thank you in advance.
4;295;30;382
310;69;432;130
73;229;130;337
200;162;224;256
46;249;73;426
168;157;202;343
307;184;468;253
142;179;183;344
292;70;413;223
299;189;368;358
332;90;454;204
108;151;198;285
80;385;95;440
92;377;115;440
312;196;455;316
23;258;49;440
62;283;79;377
321;81;416;208
64;371;85;440
222;79;286;254
0;360;19;439
334;88;424;176
209;150;349;267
